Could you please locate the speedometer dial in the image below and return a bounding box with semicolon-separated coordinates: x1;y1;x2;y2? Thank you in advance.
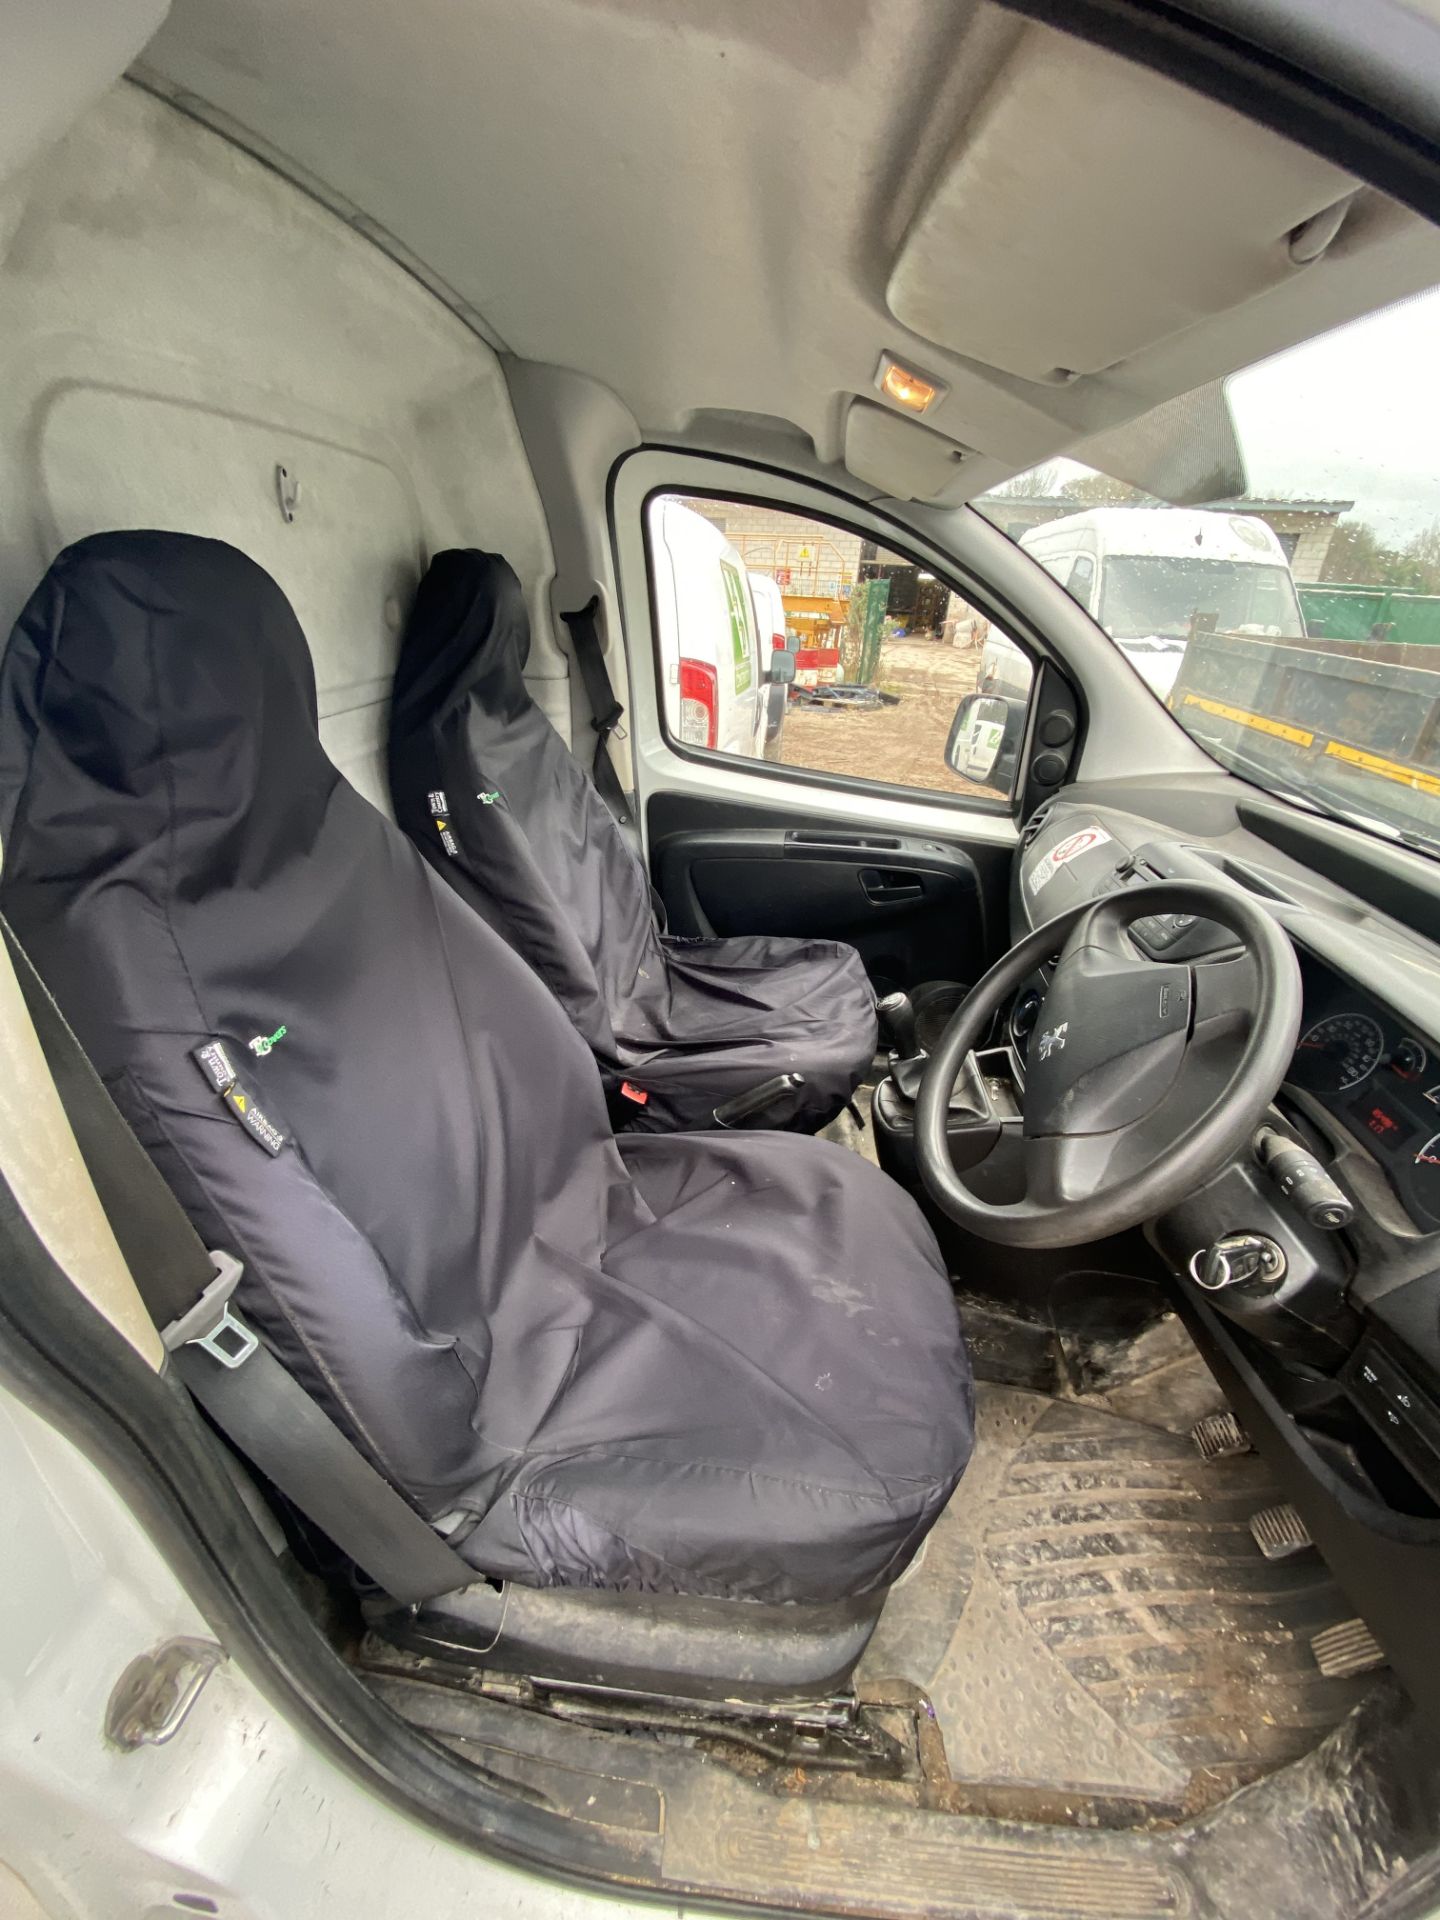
1293;1012;1386;1093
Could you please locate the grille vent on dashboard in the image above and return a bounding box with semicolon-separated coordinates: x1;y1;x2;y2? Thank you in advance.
1021;801;1056;848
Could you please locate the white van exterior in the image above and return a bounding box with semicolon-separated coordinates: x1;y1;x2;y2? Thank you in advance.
989;507;1307;700
748;569;791;759
650;499;766;756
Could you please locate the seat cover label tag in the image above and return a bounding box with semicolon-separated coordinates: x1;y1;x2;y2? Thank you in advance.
428;790;460;858
222;1083;288;1155
191;1040;288;1155
193;1040;238;1092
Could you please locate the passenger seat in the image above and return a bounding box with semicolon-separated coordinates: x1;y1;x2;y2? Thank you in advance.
387;550;879;1133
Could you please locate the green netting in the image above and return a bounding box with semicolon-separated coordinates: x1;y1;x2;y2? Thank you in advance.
842;577;891;684
1299;585;1440;647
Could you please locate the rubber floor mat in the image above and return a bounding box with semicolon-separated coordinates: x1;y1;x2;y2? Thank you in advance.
860;1385;1370;1814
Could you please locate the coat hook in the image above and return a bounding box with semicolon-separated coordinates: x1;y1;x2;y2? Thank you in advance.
275;465;301;523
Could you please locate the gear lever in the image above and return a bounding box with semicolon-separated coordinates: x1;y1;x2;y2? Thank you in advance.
876;990;919;1062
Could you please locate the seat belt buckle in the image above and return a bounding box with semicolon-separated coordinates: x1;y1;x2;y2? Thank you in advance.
160;1250;259;1371
592;702;626;742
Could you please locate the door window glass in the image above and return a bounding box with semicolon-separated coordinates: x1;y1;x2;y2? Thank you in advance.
645;493;1034;804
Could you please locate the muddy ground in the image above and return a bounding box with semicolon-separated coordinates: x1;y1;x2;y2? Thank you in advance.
777;635;1003;801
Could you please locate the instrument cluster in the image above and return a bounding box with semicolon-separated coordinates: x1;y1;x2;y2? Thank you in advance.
1289;966;1440;1230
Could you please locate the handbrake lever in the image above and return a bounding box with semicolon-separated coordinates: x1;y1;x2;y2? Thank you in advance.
712;1072;805;1128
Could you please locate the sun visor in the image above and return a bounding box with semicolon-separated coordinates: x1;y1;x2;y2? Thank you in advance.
1070;380;1247;506
843;399;968;501
1;0;167;192
887;25;1356;385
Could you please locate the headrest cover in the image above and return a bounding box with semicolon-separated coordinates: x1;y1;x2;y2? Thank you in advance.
0;530;331;893
390;549;531;739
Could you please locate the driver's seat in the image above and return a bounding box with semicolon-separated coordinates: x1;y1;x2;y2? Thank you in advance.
0;534;973;1669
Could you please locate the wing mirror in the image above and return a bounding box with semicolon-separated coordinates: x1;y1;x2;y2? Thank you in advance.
946;692;1018;786
765;645;797;687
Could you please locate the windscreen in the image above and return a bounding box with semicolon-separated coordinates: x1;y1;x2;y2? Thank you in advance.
978;289;1440;855
1099;556;1304;641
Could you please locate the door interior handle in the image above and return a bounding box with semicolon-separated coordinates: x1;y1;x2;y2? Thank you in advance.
860;867;924;904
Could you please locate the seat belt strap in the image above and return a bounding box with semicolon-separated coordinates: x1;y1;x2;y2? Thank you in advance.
5;922;473;1606
560;596;635;832
166;1321;473;1606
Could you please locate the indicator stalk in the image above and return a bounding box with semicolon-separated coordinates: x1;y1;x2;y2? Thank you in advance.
1255;1125;1355;1230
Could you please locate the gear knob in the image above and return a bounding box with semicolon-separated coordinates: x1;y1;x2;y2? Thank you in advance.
876;990;919;1060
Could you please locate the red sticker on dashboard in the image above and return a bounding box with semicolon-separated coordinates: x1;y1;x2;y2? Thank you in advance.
1027;826;1113;897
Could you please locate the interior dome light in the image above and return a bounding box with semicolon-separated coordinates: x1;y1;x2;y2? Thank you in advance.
876;353;947;415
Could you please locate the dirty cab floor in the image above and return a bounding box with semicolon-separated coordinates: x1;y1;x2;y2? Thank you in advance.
361;1361;1434;1920
859;1384;1368;1819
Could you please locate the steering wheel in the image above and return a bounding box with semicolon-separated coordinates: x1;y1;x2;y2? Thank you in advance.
915;880;1302;1249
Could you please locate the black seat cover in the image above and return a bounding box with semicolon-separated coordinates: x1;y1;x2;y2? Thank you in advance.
0;533;973;1602
387;551;879;1134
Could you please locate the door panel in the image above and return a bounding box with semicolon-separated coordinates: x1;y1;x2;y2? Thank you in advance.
649;791;1009;993
618;452;1029;989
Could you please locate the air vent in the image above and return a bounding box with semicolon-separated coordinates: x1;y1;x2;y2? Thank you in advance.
1021;802;1056;848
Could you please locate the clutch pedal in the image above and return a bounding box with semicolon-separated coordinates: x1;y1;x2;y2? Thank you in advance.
1191;1410;1250;1462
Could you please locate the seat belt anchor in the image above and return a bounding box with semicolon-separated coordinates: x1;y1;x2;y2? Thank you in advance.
160;1250;259;1371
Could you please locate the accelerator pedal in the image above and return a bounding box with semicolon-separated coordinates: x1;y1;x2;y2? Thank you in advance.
1312;1618;1387;1680
1250;1502;1313;1560
1191;1410;1251;1462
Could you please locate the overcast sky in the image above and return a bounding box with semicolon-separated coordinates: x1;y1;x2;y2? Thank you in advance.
1224;285;1440;542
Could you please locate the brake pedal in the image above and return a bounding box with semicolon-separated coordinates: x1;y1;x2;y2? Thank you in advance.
1191;1410;1250;1462
1312;1618;1387;1679
1250;1502;1312;1559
